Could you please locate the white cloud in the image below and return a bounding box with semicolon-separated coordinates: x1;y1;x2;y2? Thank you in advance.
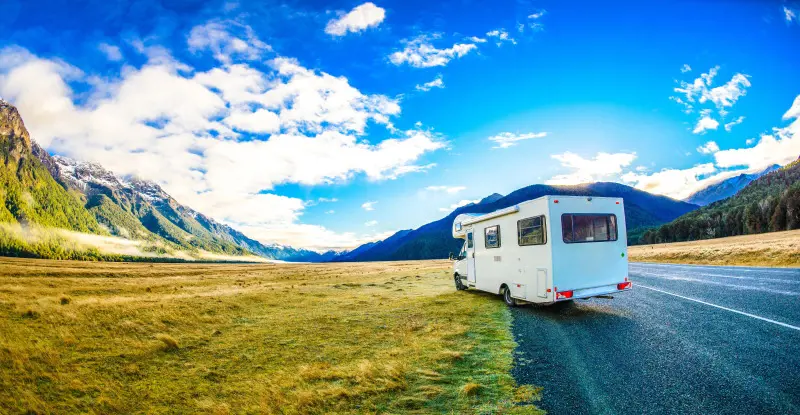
488;131;547;149
785;6;797;23
713;96;800;171
547;152;637;185
326;210;335;214
415;75;444;92
621;163;722;200
361;201;377;211
364;220;378;227
486;29;516;45
681;64;692;73
426;185;465;194
697;141;720;154
188;20;271;64
673;66;750;134
467;36;487;43
98;43;123;61
0;24;444;250
439;199;479;212
693;113;720;134
389;34;477;68
528;10;546;19
724;116;745;132
325;2;386;37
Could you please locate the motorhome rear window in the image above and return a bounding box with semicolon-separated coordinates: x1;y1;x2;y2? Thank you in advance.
484;225;500;248
518;216;546;246
467;231;474;248
561;214;617;243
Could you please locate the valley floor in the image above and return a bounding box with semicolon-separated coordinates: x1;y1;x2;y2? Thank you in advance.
628;229;800;267
0;258;540;414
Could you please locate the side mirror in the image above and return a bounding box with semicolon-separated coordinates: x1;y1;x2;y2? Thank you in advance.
448;252;454;261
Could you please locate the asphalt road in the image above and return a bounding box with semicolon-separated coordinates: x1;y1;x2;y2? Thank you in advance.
510;262;800;415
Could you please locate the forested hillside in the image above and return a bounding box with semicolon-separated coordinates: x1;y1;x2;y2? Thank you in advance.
640;158;800;244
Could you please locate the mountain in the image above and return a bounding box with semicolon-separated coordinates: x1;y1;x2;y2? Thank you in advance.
684;164;781;206
0;99;330;261
640;158;800;244
340;182;698;262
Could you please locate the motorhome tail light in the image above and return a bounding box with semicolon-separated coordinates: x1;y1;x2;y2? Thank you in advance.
556;290;573;300
617;282;632;290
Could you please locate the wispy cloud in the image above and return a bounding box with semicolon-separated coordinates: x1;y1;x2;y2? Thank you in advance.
364;220;378;227
426;185;465;194
488;132;547;149
361;201;377;211
672;65;750;135
415;75;444;92
681;64;692;73
784;6;797;23
98;43;122;61
486;29;516;45
389;34;477;68
724;116;745;132
325;2;386;37
547;152;637;185
439;199;479;212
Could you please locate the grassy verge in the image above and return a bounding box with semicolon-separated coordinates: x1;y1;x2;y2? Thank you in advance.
0;258;541;414
628;229;800;267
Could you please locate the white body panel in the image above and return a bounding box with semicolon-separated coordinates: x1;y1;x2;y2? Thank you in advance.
451;196;629;304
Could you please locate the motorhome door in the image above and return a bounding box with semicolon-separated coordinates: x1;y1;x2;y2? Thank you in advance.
466;229;476;283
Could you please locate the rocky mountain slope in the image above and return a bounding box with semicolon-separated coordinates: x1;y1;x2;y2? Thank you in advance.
0;99;332;261
684;164;781;206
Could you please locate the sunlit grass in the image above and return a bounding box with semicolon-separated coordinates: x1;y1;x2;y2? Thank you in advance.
629;229;800;267
0;258;542;414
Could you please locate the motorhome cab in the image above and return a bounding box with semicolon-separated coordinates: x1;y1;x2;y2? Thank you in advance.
450;195;631;306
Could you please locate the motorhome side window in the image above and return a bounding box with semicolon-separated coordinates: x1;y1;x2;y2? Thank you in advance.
484;225;500;248
561;214;618;243
518;216;546;246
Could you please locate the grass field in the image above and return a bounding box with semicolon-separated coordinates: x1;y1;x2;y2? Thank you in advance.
0;258;542;414
629;229;800;267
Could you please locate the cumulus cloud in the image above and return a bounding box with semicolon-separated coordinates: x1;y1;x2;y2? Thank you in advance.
696;141;720;154
621;163;721;200
98;43;123;61
0;23;443;250
693;111;720;134
672;66;750;135
713;95;800;171
547;152;637;185
426;185;465;194
361;201;377;211
439;199;479;212
488;132;547;149
389;34;477;68
415;75;444;92
325;2;386;37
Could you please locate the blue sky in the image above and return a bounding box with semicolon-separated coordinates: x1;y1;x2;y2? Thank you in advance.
1;0;799;250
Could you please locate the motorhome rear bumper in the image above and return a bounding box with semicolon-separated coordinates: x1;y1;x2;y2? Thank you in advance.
555;282;632;301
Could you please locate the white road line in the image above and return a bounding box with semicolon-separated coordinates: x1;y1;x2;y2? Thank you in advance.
637;284;800;332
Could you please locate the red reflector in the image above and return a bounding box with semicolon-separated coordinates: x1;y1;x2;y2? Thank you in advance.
546;288;552;293
554;200;559;204
556;290;573;300
617;282;632;290
616;201;620;204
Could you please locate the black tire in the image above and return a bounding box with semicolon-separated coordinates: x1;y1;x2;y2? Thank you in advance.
502;285;518;307
454;274;466;291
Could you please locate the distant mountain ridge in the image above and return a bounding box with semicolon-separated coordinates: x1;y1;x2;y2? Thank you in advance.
339;182;698;262
0;99;332;261
684;165;781;206
641;158;800;244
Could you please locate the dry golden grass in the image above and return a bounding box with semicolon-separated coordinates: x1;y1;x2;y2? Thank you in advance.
0;257;542;414
629;229;800;267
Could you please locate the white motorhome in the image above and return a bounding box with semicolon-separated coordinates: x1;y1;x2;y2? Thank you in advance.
450;195;631;306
